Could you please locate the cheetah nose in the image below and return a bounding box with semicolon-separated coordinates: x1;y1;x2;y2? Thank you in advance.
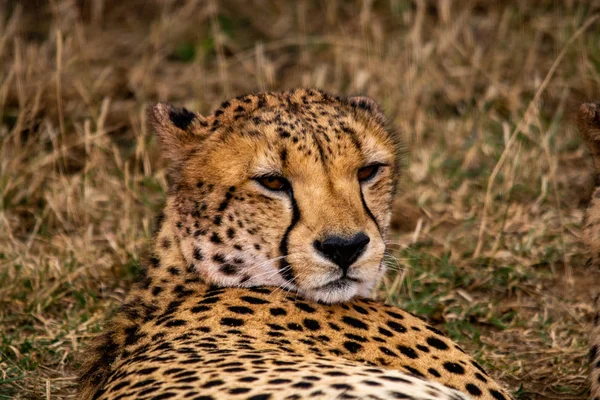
313;233;370;274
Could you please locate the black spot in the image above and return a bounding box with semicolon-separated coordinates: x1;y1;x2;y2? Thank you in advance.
212;254;225;263
471;360;489;376
428;367;441;377
213;215;222;225
210;232;222;244
249;287;272;294
416;344;429;353
322;371;346;377
403;365;425;378
268;378;292;384
293;381;313;389
279;129;291;138
379;346;398;357
426;336;449;350
280;148;287;162
303;319;320;331
219;264;238;275
227;228;236;239
165;319;186;327
168;107;195;130
239;376;259;382
466;384;482;396
385;310;404;320
475;372;488;383
218;193;234;212
220;318;244;327
161;238;171;249
397;345;418;359
295;302;316;313
329;323;341;331
229;388;251;395
201;379;224;389
149;256;160;268
345;333;367;343
137;367;159;375
168;266;180;276
267;323;286;331
190;305;210;313
152;286;163;296
270;307;287;316
342;316;368;330
330;383;352;391
352;305;369;315
124;325;145;346
426;325;445;336
197;296;220;305
489;389;507;400
241;296;270;304
386;320;407;333
193;248;204;261
173;284;194;297
248;395;271;400
343;341;363;353
111;381;130;391
378;327;393;337
443;362;465;375
228;306;254;315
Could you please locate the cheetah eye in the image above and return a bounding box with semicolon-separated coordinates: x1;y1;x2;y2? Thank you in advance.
358;164;384;182
253;175;291;192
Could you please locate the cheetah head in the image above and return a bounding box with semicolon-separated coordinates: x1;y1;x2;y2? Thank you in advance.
150;89;401;303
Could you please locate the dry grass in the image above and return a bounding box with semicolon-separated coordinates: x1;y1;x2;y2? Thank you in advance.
1;1;600;398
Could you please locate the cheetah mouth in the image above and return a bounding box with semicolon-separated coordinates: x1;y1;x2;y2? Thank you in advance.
317;276;360;291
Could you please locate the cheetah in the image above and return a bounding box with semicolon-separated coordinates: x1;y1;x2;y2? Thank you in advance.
78;89;513;400
576;102;600;399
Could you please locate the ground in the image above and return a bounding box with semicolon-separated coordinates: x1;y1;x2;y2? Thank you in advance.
1;1;600;399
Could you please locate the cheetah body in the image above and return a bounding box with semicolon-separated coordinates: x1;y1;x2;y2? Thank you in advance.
79;89;512;400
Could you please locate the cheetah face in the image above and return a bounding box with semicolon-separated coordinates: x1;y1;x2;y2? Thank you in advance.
150;90;401;303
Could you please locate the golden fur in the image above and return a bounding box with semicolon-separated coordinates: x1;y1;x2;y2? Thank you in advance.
78;89;512;400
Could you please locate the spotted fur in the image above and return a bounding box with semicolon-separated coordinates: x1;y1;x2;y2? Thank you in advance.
78;89;512;400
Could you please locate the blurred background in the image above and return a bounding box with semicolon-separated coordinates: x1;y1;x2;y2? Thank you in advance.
1;1;600;398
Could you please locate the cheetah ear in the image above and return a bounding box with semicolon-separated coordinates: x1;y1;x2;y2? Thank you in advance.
347;96;386;122
148;103;209;160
